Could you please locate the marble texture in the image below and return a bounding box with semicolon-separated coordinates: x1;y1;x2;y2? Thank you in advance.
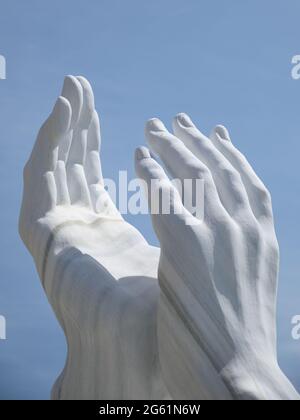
19;76;169;399
19;76;299;400
136;115;299;400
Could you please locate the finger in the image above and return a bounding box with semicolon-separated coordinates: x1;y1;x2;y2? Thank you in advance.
76;76;95;128
58;75;83;162
173;113;251;218
145;118;225;221
20;166;57;240
85;110;105;213
67;163;92;208
135;146;194;241
67;76;95;166
61;75;83;128
39;171;57;217
29;96;71;173
54;161;70;206
65;77;95;207
89;184;120;217
85;110;103;186
210;126;273;221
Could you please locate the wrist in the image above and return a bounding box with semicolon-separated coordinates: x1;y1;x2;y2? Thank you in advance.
221;352;299;400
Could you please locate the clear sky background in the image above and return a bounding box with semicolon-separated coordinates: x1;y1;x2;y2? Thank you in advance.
0;0;299;399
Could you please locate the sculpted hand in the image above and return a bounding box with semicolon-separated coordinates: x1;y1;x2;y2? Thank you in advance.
135;114;299;400
19;76;167;399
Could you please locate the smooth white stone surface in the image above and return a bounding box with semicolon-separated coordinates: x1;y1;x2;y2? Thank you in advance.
136;114;300;400
19;76;169;400
19;76;299;400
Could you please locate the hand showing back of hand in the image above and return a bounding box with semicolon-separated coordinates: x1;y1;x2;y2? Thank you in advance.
136;114;299;400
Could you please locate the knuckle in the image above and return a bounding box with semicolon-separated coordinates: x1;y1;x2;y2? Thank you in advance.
214;211;236;233
254;184;273;216
233;147;247;164
259;187;271;205
253;182;271;204
241;218;264;243
189;163;210;180
219;163;241;184
269;240;280;259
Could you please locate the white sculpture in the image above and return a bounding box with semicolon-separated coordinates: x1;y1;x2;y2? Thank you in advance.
138;116;300;400
19;76;167;399
19;76;299;400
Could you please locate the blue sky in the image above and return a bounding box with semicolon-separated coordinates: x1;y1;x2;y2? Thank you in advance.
0;0;299;399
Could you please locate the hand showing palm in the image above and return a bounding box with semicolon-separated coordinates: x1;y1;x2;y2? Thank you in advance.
19;76;167;399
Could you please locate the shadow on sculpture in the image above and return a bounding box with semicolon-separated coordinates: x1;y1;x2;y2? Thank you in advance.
19;75;299;400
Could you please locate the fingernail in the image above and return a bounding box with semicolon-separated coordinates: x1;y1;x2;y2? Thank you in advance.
145;118;167;132
176;113;194;128
215;125;231;141
135;146;151;161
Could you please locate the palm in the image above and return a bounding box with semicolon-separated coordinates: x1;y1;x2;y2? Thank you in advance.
19;76;167;399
